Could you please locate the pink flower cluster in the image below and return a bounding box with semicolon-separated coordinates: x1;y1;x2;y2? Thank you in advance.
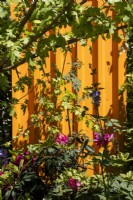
67;178;81;192
14;151;30;166
0;171;4;176
55;133;69;145
93;132;114;147
15;154;25;166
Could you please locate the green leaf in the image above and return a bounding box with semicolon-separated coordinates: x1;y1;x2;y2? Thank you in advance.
5;190;12;200
105;121;113;127
123;15;130;22
0;7;8;18
85;145;95;154
9;107;17;118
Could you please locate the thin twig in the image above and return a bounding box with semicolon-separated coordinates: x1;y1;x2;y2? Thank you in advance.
16;0;38;38
80;0;88;5
67;109;71;135
61;51;68;76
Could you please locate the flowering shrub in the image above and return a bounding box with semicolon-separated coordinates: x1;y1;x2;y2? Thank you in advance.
55;133;69;145
1;129;132;199
0;133;94;199
0;65;132;200
67;178;81;192
0;0;133;198
93;132;114;147
50;169;133;200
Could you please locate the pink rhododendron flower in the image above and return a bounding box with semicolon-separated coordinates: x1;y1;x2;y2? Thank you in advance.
24;151;30;155
93;132;102;146
68;178;81;191
14;154;28;166
104;133;114;144
55;133;69;145
93;132;114;147
0;171;4;176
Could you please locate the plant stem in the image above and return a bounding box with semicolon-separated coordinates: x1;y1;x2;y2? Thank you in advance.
95;106;108;199
67;109;71;135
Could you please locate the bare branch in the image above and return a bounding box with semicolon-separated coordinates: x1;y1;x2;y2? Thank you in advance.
16;0;38;38
80;0;88;5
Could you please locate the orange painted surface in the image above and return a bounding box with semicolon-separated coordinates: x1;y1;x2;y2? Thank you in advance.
12;64;29;149
11;1;127;167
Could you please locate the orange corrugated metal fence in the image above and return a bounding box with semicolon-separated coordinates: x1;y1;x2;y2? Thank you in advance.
12;1;127;158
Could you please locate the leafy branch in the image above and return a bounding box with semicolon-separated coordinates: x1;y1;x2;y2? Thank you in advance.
0;23;127;72
22;0;74;49
16;0;39;38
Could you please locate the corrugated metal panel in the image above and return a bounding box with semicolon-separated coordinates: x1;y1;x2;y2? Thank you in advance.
12;1;127;161
12;41;126;141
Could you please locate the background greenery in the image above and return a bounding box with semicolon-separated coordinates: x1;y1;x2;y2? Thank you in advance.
0;0;133;199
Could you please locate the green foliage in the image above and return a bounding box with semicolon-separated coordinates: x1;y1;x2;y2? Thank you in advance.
0;130;133;199
0;0;133;199
0;0;132;73
0;72;12;149
0;63;131;199
50;170;133;200
119;23;133;170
